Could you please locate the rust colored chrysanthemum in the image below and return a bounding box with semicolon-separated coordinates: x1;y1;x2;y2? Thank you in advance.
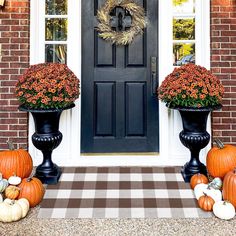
158;63;224;108
15;63;80;109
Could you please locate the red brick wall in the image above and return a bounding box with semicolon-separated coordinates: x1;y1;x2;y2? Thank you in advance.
0;0;235;151
211;0;236;144
0;0;29;149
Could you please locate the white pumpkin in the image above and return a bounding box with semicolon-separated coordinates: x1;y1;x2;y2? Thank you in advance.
4;198;29;218
17;198;30;218
0;173;8;193
0;200;22;222
213;201;235;220
0;193;3;203
0;198;30;222
209;177;223;190
194;183;208;199
8;175;21;186
194;183;222;202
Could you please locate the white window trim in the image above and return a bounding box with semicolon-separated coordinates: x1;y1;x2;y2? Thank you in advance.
29;0;210;167
159;0;211;165
29;0;81;165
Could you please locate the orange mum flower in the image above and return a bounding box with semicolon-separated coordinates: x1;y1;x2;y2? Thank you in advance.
157;63;224;108
15;63;80;109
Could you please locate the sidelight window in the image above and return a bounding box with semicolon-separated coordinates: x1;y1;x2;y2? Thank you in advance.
45;0;68;64
173;0;196;66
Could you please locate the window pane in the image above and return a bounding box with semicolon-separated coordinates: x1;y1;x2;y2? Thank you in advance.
45;44;67;64
45;18;67;41
173;18;195;40
46;0;67;15
173;43;195;66
173;0;195;14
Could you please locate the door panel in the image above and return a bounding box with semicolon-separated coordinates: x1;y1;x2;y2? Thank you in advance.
81;0;159;153
125;34;146;67
125;82;146;136
95;32;116;66
95;82;115;136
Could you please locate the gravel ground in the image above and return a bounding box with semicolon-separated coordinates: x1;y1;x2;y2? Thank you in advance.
0;206;236;236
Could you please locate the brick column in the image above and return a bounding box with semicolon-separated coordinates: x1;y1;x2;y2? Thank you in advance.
0;0;29;149
211;0;236;144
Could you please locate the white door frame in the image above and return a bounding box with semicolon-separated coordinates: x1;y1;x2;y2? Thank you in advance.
29;0;211;167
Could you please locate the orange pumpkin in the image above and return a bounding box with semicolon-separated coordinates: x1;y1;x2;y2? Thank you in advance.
5;185;20;200
222;169;236;208
198;194;215;211
0;141;33;179
190;173;209;189
18;177;45;207
206;139;236;178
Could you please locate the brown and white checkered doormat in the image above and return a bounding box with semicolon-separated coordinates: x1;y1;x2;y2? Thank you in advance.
38;167;213;218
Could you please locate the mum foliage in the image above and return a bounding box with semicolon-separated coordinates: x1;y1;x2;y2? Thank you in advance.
158;64;224;108
15;63;80;109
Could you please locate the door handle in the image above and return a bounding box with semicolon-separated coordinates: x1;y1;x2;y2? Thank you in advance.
151;57;157;96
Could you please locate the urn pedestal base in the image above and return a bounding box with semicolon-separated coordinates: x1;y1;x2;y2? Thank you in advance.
181;163;208;183
32;131;63;185
174;105;221;182
179;130;210;182
19;103;75;185
35;163;61;185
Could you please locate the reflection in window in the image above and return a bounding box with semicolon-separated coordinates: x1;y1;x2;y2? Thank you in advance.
45;44;67;64
173;0;195;14
45;18;68;41
45;0;68;64
173;18;195;40
46;0;67;15
173;43;195;66
173;0;195;66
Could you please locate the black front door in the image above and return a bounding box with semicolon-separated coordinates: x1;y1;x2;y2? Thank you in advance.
81;0;159;153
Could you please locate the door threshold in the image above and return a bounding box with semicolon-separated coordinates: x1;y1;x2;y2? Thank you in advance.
81;152;159;156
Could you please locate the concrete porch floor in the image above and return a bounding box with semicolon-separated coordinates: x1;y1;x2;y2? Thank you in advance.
1;206;236;236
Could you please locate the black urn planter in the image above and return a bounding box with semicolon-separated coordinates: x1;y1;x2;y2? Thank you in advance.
19;103;75;185
173;105;222;182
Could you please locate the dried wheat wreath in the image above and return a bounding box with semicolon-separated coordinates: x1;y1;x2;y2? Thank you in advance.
97;0;147;45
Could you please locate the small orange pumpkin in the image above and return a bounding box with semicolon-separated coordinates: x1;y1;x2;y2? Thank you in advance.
17;177;45;207
5;186;20;200
190;173;209;189
206;139;236;178
0;141;33;179
198;193;215;211
222;169;236;208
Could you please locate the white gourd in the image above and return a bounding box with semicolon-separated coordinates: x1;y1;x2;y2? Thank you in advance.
0;198;30;222
8;175;22;186
194;183;222;202
0;202;12;222
0;201;22;222
0;173;8;193
194;183;208;199
10;203;22;222
0;194;3;203
213;201;235;220
17;198;30;218
209;177;223;190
